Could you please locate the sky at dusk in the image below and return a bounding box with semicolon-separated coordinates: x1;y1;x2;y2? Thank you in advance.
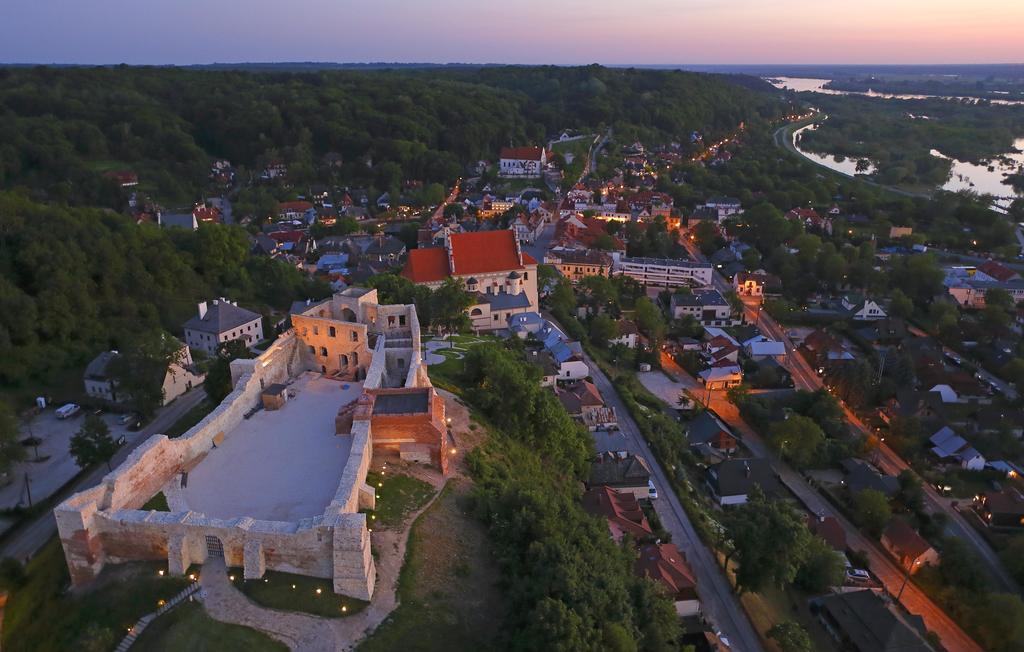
1;0;1022;65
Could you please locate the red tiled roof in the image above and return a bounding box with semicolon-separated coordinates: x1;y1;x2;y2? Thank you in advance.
278;201;313;213
193;206;221;224
500;146;545;161
807;515;848;551
401;231;535;283
401;247;450;283
883;518;934;561
582;486;652;540
978;260;1019;283
449;230;528;275
635;543;697;601
269;230;304;244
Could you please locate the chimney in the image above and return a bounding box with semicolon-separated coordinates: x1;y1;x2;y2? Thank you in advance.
198;301;208;319
744;461;751;477
212;299;219;306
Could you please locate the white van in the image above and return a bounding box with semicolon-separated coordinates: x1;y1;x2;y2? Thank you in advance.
56;403;81;419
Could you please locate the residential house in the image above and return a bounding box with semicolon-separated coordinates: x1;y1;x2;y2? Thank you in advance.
544;249;613;282
508;311;546;339
743;335;787;361
616;257;713;288
635;543;700;617
589;453;653;500
582;486;653;542
105;170;138;187
841;295;887;321
537;320;588;380
499;146;547;178
811;590;933;652
976;488;1024;528
686;411;739;454
840;458;899;497
401;230;539;331
84;342;203;407
277;201;315;222
704;197;742;220
698;365;743;390
807;515;847;552
705;458;781;505
609;319;639;349
929;426;985;470
183;299;264;356
551;214;626;252
556;380;617;431
800;328;855;373
687;206;721;228
969;405;1024;438
592;430;631;457
158;210;198;230
669;289;733;325
785;207;832;234
881;519;940;572
733;271;782;297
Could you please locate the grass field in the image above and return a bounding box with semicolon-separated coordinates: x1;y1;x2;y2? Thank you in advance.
231;569;368;618
359;480;504;652
130;601;286;652
362;471;436;528
0;538;191;652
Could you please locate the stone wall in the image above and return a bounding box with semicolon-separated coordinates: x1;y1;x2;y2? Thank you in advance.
54;331;376;600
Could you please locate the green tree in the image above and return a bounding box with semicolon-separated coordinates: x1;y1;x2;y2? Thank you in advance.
894;469;924;513
70;414;119;471
889;288;914;319
998;535;1024;585
107;330;184;418
767;621;812;652
430;277;474;340
204;339;254;404
0;402;26;476
723;488;812;594
850;489;892;537
971;593;1024;652
767;415;824;469
549;278;578;318
633;297;666;346
794;536;845;592
590;314;619;347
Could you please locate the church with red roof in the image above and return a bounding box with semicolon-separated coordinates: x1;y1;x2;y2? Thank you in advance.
401;230;539;331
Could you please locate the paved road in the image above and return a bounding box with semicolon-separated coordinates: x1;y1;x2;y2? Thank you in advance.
649;357;982;652
680;233;1019;595
580;350;764;652
1;389;207;562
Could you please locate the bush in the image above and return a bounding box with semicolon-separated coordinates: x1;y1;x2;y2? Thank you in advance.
0;557;27;588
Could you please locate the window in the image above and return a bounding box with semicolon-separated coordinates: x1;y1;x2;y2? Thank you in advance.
313;326;319;336
351;331;358;342
494;313;500;321
523;272;528;280
308;345;315;355
399;315;406;327
320;346;328;356
329;326;336;338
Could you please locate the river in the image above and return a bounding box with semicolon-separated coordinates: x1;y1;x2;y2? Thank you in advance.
774;77;1024;205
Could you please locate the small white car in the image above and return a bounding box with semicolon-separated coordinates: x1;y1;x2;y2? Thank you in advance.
648;480;659;500
55;403;80;419
846;568;871;584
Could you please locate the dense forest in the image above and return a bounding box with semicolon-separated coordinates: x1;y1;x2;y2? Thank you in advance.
797;93;1024;187
0;192;327;392
0;65;781;207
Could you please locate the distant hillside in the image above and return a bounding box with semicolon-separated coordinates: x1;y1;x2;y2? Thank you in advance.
0;64;783;206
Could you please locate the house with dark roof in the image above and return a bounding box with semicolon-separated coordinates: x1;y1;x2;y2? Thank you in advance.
582;486;653;542
183;299;264;356
635;543;700;617
976;488;1024;528
807;515;847;552
401;230;538;331
840;458;899;497
686;411;738;454
733;271;783;297
929;426;985;471
705;458;782;505
589;453;653;500
811;590;933;652
556;381;617;431
881;519;939;572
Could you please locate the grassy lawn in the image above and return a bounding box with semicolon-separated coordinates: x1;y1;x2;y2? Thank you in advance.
739;584;839;652
141;491;170;511
230;569;367;618
165;398;214;438
426;352;466;392
362;471;436;529
0;538;191;652
130;601;286;652
359;480;504;652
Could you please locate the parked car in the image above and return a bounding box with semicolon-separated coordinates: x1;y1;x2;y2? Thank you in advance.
56;403;81;419
648;480;659;500
118;413;137;425
846;568;871;585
